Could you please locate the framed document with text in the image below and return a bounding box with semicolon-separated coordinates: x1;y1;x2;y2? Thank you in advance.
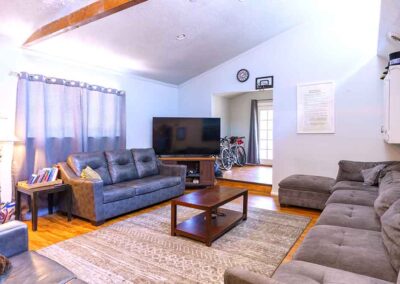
297;81;335;134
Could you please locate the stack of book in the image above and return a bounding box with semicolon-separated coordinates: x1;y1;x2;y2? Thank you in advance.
27;167;59;185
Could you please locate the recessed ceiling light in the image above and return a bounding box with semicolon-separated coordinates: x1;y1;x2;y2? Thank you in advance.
176;34;186;40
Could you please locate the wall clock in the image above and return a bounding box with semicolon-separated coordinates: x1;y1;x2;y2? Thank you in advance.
236;69;249;82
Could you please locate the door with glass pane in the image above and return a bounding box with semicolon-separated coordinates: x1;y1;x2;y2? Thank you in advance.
258;101;273;165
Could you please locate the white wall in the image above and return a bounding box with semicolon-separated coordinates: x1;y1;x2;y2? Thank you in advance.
178;0;400;193
211;95;231;137
0;36;178;202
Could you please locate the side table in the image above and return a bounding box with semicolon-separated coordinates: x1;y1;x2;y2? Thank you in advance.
15;183;72;231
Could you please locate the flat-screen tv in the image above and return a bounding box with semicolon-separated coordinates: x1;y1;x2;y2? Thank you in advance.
153;117;220;156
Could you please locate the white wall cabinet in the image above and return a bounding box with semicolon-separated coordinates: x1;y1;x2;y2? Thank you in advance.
382;65;400;144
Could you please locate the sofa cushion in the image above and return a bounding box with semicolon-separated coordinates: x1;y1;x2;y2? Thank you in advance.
379;163;400;182
293;225;397;282
332;180;378;193
1;251;76;284
132;148;159;178
105;150;139;184
379;171;400;193
326;189;378;207
316;203;381;231
67;152;112;185
375;172;400;217
336;160;391;182
103;181;137;203
273;260;392;284
133;175;181;196
278;175;335;194
381;199;400;273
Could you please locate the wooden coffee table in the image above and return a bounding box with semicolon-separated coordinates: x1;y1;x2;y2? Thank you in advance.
171;187;248;246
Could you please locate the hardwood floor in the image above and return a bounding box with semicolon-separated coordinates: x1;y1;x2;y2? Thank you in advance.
25;180;320;265
218;165;273;185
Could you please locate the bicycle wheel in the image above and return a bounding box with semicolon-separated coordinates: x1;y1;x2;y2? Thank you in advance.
220;148;233;170
233;145;246;166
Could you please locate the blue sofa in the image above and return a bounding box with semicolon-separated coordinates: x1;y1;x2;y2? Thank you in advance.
59;148;186;225
0;221;83;283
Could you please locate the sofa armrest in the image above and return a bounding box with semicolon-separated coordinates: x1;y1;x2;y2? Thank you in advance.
224;267;283;284
0;221;28;257
158;162;187;182
58;162;104;222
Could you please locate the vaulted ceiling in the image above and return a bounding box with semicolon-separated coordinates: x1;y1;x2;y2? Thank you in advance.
1;0;318;84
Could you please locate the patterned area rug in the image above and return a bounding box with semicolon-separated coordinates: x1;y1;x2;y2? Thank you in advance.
38;204;310;284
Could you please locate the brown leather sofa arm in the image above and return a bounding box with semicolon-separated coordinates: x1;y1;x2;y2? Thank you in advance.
224;267;283;284
58;162;105;223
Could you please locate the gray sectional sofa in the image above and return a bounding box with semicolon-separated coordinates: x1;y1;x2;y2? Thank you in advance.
224;160;400;284
0;221;84;283
59;148;186;225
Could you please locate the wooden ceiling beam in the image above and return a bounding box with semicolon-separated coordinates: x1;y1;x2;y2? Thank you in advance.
23;0;147;47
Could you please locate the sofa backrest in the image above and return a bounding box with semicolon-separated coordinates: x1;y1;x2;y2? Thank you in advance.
375;171;400;216
105;150;139;183
67;152;113;185
132;148;159;178
381;198;400;274
67;148;160;185
336;160;394;183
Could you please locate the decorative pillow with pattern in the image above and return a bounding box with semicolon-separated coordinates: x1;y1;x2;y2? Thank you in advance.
0;203;15;224
81;166;102;180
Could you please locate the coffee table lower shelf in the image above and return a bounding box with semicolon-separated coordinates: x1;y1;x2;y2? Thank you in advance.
173;208;244;246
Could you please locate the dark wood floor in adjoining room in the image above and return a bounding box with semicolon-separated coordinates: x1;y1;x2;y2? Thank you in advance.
25;180;320;264
219;165;273;185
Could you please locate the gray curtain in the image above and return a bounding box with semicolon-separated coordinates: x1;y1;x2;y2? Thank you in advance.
248;100;260;164
13;72;126;216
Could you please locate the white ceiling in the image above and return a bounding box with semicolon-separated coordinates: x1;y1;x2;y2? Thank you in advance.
1;0;317;84
377;0;400;60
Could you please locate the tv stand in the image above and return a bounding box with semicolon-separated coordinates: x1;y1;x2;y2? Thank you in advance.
159;156;215;188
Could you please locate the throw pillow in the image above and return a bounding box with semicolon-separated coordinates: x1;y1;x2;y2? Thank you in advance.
81;166;102;180
361;164;386;186
0;254;11;275
0;202;15;224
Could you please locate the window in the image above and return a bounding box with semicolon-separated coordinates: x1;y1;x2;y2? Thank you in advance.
258;101;273;164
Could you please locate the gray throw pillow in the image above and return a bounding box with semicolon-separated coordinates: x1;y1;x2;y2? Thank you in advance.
361;164;386;186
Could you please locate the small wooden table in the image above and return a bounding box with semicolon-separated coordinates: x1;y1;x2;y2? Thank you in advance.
171;187;248;246
15;184;72;231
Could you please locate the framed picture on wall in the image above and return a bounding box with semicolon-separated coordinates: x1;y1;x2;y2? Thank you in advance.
255;76;274;90
297;81;335;134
